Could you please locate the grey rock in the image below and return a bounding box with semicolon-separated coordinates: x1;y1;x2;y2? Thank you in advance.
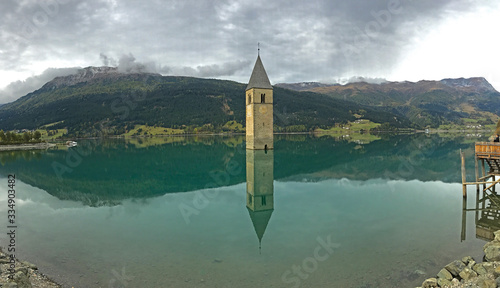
483;263;496;274
445;260;466;277
468;259;477;269
13;271;31;288
458;267;478;281
476;278;497;288
437;277;452;287
20;261;37;270
474;263;489;275
494;230;500;242
484;241;500;262
437;268;453;280
462;256;475;266
495;266;500;278
14;267;28;275
422;277;438;288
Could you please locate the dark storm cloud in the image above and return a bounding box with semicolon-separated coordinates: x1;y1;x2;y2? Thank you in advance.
0;0;497;103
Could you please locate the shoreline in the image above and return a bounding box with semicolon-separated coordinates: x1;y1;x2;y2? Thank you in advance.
0;143;56;152
0;247;61;288
418;230;500;287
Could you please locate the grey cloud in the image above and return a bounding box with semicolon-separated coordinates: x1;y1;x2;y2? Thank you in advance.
0;53;249;104
195;60;252;77
338;76;388;85
0;67;80;104
99;53;156;73
117;54;156;74
99;53;117;67
159;60;251;78
0;0;497;98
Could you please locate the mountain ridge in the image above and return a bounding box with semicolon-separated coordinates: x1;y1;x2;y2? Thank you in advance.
277;77;500;127
0;67;409;135
1;68;499;134
43;66;162;90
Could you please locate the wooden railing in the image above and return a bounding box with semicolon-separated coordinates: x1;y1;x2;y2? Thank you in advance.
475;142;500;158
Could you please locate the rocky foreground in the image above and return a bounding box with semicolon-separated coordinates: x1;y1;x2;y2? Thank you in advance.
0;248;61;288
418;230;500;288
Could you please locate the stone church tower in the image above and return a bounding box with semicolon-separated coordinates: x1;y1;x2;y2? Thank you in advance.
246;54;273;150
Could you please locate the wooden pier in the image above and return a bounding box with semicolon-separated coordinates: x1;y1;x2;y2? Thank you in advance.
460;142;500;241
461;142;500;198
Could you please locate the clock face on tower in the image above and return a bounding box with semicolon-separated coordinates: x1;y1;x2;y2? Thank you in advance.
259;106;267;114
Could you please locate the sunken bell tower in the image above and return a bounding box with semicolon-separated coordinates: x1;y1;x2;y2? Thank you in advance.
246;52;273;150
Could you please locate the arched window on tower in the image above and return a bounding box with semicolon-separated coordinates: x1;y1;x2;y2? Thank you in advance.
248;94;251;104
261;94;265;103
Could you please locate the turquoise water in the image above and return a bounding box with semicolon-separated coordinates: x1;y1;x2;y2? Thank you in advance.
0;134;492;287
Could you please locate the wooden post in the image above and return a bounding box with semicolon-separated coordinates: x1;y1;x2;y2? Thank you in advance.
475;183;479;225
475;154;479;194
461;197;467;242
482;159;486;192
493;175;496;194
461;149;467;198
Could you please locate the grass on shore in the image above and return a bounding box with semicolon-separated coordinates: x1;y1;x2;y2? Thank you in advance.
38;129;68;141
123;125;184;137
314;119;381;134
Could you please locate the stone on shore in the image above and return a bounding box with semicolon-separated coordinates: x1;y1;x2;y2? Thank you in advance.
437;268;453;280
13;271;31;288
0;247;60;288
418;230;500;288
484;241;500;262
476;278;497;288
474;263;489;275
494;230;500;242
437;277;451;287
462;256;475;266
459;267;478;281
20;262;37;270
422;277;438;288
445;260;466;277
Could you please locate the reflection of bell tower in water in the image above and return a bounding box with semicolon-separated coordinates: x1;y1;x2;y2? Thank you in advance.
246;150;274;251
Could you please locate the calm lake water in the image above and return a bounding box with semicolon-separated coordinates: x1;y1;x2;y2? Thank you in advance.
0;134;494;287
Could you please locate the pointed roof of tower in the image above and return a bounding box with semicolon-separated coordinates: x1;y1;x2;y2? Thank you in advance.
246;55;272;91
247;207;273;250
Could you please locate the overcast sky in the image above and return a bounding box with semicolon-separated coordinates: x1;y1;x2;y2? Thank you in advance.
0;0;499;103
